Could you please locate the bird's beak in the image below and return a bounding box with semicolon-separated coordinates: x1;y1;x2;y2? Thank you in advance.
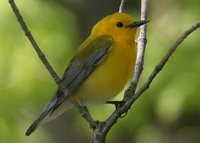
126;20;149;28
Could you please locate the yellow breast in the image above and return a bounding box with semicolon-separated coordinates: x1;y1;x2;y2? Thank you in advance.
75;37;136;104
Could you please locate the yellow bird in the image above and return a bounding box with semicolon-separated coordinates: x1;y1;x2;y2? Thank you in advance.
26;12;148;136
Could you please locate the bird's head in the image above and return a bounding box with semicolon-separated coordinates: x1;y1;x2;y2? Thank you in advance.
92;12;149;40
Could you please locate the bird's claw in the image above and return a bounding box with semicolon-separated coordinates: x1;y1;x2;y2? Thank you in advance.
106;101;128;118
106;100;126;109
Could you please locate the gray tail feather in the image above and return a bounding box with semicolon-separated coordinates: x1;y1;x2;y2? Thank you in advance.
26;92;60;136
26;91;66;136
25;110;51;136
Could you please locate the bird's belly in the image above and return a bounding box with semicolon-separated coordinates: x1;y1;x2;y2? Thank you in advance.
74;43;136;104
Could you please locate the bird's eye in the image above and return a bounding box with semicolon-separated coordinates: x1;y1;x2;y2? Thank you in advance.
116;22;123;28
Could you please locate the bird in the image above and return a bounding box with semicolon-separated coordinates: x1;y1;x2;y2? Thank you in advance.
26;12;148;136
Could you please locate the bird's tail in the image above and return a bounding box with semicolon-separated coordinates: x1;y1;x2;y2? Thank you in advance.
26;99;72;136
25;109;51;136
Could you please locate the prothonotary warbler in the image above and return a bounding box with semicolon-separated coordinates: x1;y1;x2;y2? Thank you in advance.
26;12;148;136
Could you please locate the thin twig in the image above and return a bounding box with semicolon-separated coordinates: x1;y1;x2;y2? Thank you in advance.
8;0;60;84
8;0;95;128
71;98;96;128
119;0;126;13
134;21;200;98
123;0;148;101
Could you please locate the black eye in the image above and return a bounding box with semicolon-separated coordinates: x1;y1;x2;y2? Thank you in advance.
116;22;123;28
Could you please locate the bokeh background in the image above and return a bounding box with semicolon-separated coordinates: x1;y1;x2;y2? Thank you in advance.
1;0;200;143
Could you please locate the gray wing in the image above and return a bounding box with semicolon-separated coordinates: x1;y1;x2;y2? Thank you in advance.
26;35;113;135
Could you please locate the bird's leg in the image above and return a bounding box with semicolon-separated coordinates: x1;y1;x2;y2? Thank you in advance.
106;100;126;109
106;101;128;117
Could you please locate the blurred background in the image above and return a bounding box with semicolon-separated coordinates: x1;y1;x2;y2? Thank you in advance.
1;0;200;143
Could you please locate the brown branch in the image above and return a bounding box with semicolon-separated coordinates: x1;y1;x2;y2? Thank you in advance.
8;0;95;129
119;0;126;13
8;0;60;84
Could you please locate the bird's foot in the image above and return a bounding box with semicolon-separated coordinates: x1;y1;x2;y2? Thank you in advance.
106;101;128;117
106;100;126;109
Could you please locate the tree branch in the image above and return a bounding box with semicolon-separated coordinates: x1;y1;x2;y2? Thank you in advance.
124;0;148;101
119;0;126;13
8;0;95;129
8;0;60;84
134;21;200;98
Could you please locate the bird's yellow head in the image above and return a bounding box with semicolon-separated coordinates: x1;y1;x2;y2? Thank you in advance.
92;12;148;40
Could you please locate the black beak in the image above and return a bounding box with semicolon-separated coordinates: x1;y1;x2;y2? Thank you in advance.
126;20;149;28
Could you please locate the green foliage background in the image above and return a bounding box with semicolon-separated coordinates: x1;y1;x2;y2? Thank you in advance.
0;0;200;143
